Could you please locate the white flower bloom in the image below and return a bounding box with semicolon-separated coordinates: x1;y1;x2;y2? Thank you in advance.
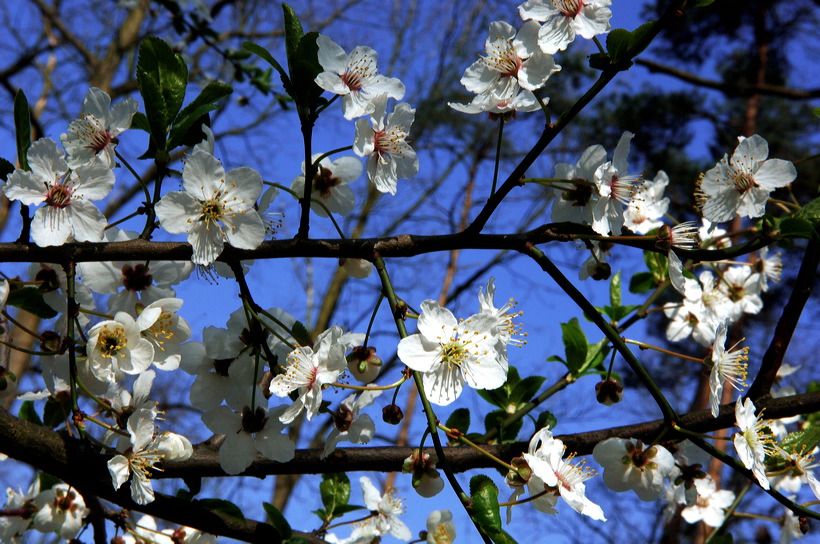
77;227;193;314
449;87;543;114
137;298;192;371
291;154;361;217
60;86;138;168
202;405;295;475
0;480;40;542
721;266;763;321
353;95;418;195
32;484;89;539
769;447;820;500
754;246;783;292
698;134;797;223
519;0;612;54
397;300;506;406
593;438;675;501
624;170;669;234
315;34;405;120
426;510;456;544
708;321;749;417
457;21;559;102
523;428;606;521
734;397;775;489
323;389;382;458
591;132;638;236
270;326;355;424
4;138;114;246
154;150;266;265
550;143;607;224
87;311;155;383
340;257;374;279
356;476;411;541
680;476;735;527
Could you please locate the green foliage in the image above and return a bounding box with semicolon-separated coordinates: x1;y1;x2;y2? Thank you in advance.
484;410;523;444
18;400;42;426
0;157;14;181
197;498;246;522
477;367;546;415
6;287;59;319
263;502;292;540
314;473;363;523
446;408;470;434
290;320;313;347
167;81;232;150
534;410;557;431
468;475;519;544
779;425;820;456
43;397;70;429
598;271;641;322
13;90;31;170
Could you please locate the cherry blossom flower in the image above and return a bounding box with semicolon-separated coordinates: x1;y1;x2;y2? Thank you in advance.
457;21;559;102
593;438;675;501
322;389;382;458
270;325;359;423
624;170;669;234
353;95;418;195
154;150;266;265
0;480;40;542
397;300;506;406
315;34;405;120
202;405;295;475
550;143;608;225
137;298;192;371
60;86;138;168
708;321;749;417
449;87;543;114
77;227;193;314
86;311;155;384
403;450;445;498
754;246;783;292
698;134;797;223
522;427;606;521
734;397;775;489
680;476;735;527
591;131;639;236
291;154;362;216
32;484;89;539
519;0;612;54
355;476;412;542
4;138;114;246
769;447;820;500
426;510;456;544
722;266;763;321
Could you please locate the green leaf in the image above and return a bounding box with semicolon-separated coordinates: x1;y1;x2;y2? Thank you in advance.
0;157;15;182
263;502;292;540
509;375;546;410
778;217;815;239
285;536;311;544
167;80;233;149
6;287;58;319
476;366;517;408
534;411;557;431
43;397;70;428
606;29;632;65
814;106;820;118
609;271;622;307
14;90;31;170
319;473;350;520
290;320;313;347
130;112;151;133
779;425;820;455
627;20;656;58
708;532;733;544
629;271;656;294
330;504;365;516
469;475;503;534
484;409;523;444
446;408;470;434
560;318;588;374
790;196;820;237
198;498;245;522
583;338;611;373
291;31;324;110
644;250;668;281
136;36;189;153
601;304;641;323
282;4;304;74
38;473;61;491
19;400;42;426
243;41;294;98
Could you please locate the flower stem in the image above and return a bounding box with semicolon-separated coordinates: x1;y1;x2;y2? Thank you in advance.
623;338;704;363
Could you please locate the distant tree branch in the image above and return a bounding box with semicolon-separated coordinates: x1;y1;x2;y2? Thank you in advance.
636;58;820;99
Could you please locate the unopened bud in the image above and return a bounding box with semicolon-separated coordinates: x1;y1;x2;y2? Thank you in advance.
595;378;623;406
346;346;383;383
591;261;611;281
382;404;404;425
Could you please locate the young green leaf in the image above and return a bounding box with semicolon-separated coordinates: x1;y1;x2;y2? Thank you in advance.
197;498;246;522
7;287;58;319
319;473;351;520
167;80;232;149
243;41;295;98
446;408;470;435
469;475;503;534
263;502;292;540
13;90;31;170
560;318;588;375
18;400;42;426
0;157;15;182
137;36;189;153
609;270;622;307
282;4;305;75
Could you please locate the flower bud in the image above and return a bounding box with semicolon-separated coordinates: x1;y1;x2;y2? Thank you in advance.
382;404;404;425
346;346;383;383
505;457;532;488
595;378;624;406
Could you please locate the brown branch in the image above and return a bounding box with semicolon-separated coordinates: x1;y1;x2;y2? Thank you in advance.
748;238;820;400
29;0;99;73
0;222;778;264
635;58;820;99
